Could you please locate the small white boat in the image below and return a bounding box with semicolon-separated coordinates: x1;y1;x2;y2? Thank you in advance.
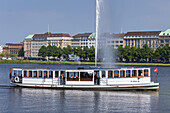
9;67;159;91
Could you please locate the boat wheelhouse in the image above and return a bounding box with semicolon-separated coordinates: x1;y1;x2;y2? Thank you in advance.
10;67;159;91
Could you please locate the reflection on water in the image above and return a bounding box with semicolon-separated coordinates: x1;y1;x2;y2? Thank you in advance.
0;87;159;113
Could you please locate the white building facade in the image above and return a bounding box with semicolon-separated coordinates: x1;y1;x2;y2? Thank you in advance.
24;32;72;58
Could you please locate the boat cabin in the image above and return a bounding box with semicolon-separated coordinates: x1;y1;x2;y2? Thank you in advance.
10;68;151;86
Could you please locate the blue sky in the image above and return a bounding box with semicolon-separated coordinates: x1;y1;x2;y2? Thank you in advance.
0;0;170;45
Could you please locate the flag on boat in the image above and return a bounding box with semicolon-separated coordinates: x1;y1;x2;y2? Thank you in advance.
153;68;157;72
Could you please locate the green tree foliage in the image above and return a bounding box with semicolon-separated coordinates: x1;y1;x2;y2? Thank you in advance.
117;44;170;63
18;47;24;57
38;45;95;61
38;46;47;57
161;44;170;62
118;46;124;62
38;44;170;63
88;46;95;61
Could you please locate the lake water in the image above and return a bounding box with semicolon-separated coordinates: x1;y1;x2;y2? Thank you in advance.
0;63;170;113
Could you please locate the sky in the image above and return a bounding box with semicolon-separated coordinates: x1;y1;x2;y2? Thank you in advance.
0;0;170;45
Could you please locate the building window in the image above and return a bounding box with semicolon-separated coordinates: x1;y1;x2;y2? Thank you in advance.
112;41;114;43
120;41;123;43
116;41;119;43
160;40;164;43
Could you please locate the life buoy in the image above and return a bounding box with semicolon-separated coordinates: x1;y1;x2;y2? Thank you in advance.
14;77;20;83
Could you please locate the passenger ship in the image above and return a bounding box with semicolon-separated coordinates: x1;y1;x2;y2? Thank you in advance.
9;67;159;91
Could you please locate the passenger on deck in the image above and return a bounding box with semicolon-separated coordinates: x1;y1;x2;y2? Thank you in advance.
71;75;74;78
74;75;78;78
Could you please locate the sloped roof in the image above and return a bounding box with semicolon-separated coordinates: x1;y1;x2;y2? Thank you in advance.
25;35;34;39
73;33;92;37
159;29;170;36
125;31;161;36
33;33;71;38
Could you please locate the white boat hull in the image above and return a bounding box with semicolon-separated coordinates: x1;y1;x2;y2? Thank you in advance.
11;82;159;91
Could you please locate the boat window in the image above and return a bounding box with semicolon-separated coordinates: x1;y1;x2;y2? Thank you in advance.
144;69;149;76
67;72;79;81
44;71;47;78
132;70;137;77
108;71;113;78
33;71;37;77
39;71;42;78
126;70;131;77
24;71;27;77
120;70;125;77
29;71;32;77
55;71;59;78
13;70;17;76
114;70;119;78
18;71;22;77
80;72;93;81
138;70;143;77
102;71;105;78
49;71;53;78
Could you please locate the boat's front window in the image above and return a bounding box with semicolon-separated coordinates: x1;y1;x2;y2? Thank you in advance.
144;69;149;76
120;70;125;78
18;71;22;77
13;70;17;76
80;72;93;81
33;71;37;77
29;71;32;77
108;71;113;78
126;70;131;77
67;72;79;81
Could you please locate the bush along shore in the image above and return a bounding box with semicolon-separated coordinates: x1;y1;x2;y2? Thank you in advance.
1;60;170;66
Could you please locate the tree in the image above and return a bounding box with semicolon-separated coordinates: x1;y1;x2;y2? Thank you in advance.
88;46;95;61
136;47;142;62
82;46;89;60
123;46;131;62
46;45;53;58
73;47;78;56
153;46;162;61
51;46;58;58
161;44;170;63
18;47;24;57
141;44;153;62
117;46;124;62
130;46;137;62
77;46;83;59
57;47;63;59
38;46;47;58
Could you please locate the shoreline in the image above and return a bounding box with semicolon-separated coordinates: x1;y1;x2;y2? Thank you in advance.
0;60;170;66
